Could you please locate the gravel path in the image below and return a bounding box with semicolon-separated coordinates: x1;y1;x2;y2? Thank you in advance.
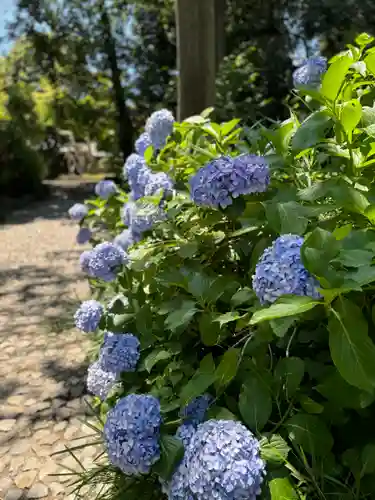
0;182;101;500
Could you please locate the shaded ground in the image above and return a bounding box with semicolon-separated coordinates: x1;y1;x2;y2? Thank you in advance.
0;180;102;499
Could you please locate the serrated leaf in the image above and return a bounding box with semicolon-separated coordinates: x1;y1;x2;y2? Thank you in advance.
231;287;254;306
269;478;299;499
180;354;216;405
214;311;243;327
321;55;353;100
199;312;222;346
250;296;321;325
165;300;198;331
329;297;375;391
341;100;362;139
214;348;240;392
292;110;332;151
144;349;174;372
275;357;305;397
153;435;184;480
260;434;290;464
285;413;333;456
239;377;272;431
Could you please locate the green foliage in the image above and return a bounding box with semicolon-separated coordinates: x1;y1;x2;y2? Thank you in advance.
75;35;375;500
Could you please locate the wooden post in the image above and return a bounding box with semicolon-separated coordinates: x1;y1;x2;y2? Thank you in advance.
215;0;226;72
176;0;217;120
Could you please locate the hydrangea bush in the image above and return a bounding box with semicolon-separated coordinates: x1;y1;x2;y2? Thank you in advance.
68;36;375;499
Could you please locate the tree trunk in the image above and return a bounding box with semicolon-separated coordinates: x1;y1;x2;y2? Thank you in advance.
176;0;217;120
215;0;226;72
101;5;134;163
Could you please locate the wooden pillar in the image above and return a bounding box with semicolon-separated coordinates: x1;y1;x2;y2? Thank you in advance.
176;0;217;120
215;0;226;72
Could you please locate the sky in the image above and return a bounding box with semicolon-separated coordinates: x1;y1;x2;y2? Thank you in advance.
0;0;16;54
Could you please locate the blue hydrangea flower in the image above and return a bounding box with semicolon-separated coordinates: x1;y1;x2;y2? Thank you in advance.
122;200;166;237
123;154;152;200
190;155;270;209
68;203;88;221
86;361;118;401
95;180;117;199
169;420;265;500
80;250;94;275
114;229;134;251
181;395;213;425
252;234;322;304
86;242;127;282
104;394;162;475
99;333;140;374
176;423;196;448
145;109;175;150
144;172;174;198
74;300;103;333
76;227;92;245
135;132;152;156
293;56;327;88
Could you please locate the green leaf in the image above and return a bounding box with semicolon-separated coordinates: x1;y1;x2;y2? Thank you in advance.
144;145;154;163
342;448;362;477
220;118;240;136
239;377;272;431
291;109;332;151
270;316;296;338
330;180;369;214
177;241;198;258
299;395;324;414
356;33;374;46
333;224;352;240
269;478;299;499
214;348;240;392
260;434;290;465
362;444;375;475
165;300;198;331
199;313;222;346
285;413;333;456
180;354;216;405
213;311;243;327
341;100;362;139
333;249;373;267
153;435;184;480
329;297;375;391
321;55;353;100
206;406;238;420
364;53;375;76
301;227;340;277
144;349;174;372
250;296;321;325
317;369;374;409
265;201;308;235
231;287;254;306
113;313;134;328
275;357;305;397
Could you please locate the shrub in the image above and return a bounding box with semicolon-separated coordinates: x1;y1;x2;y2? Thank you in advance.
70;34;375;499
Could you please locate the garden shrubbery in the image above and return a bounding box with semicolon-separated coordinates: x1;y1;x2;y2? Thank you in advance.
68;34;375;499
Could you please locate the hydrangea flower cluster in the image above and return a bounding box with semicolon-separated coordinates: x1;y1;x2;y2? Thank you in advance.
252;234;322;304
95;179;117;199
169;420;265;500
176;423;196;448
68;203;88;221
80;242;126;281
99;333;140;373
145;109;174;150
293;56;327;88
144;172;174;198
74;300;103;333
104;394;162;475
122;200;166;237
113;229;135;251
76;227;91;245
181;394;212;425
123;154;151;200
86;361;118;401
135;132;152;156
190;154;270;208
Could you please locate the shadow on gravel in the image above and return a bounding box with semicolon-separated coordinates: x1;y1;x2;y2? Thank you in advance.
0;179;96;226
